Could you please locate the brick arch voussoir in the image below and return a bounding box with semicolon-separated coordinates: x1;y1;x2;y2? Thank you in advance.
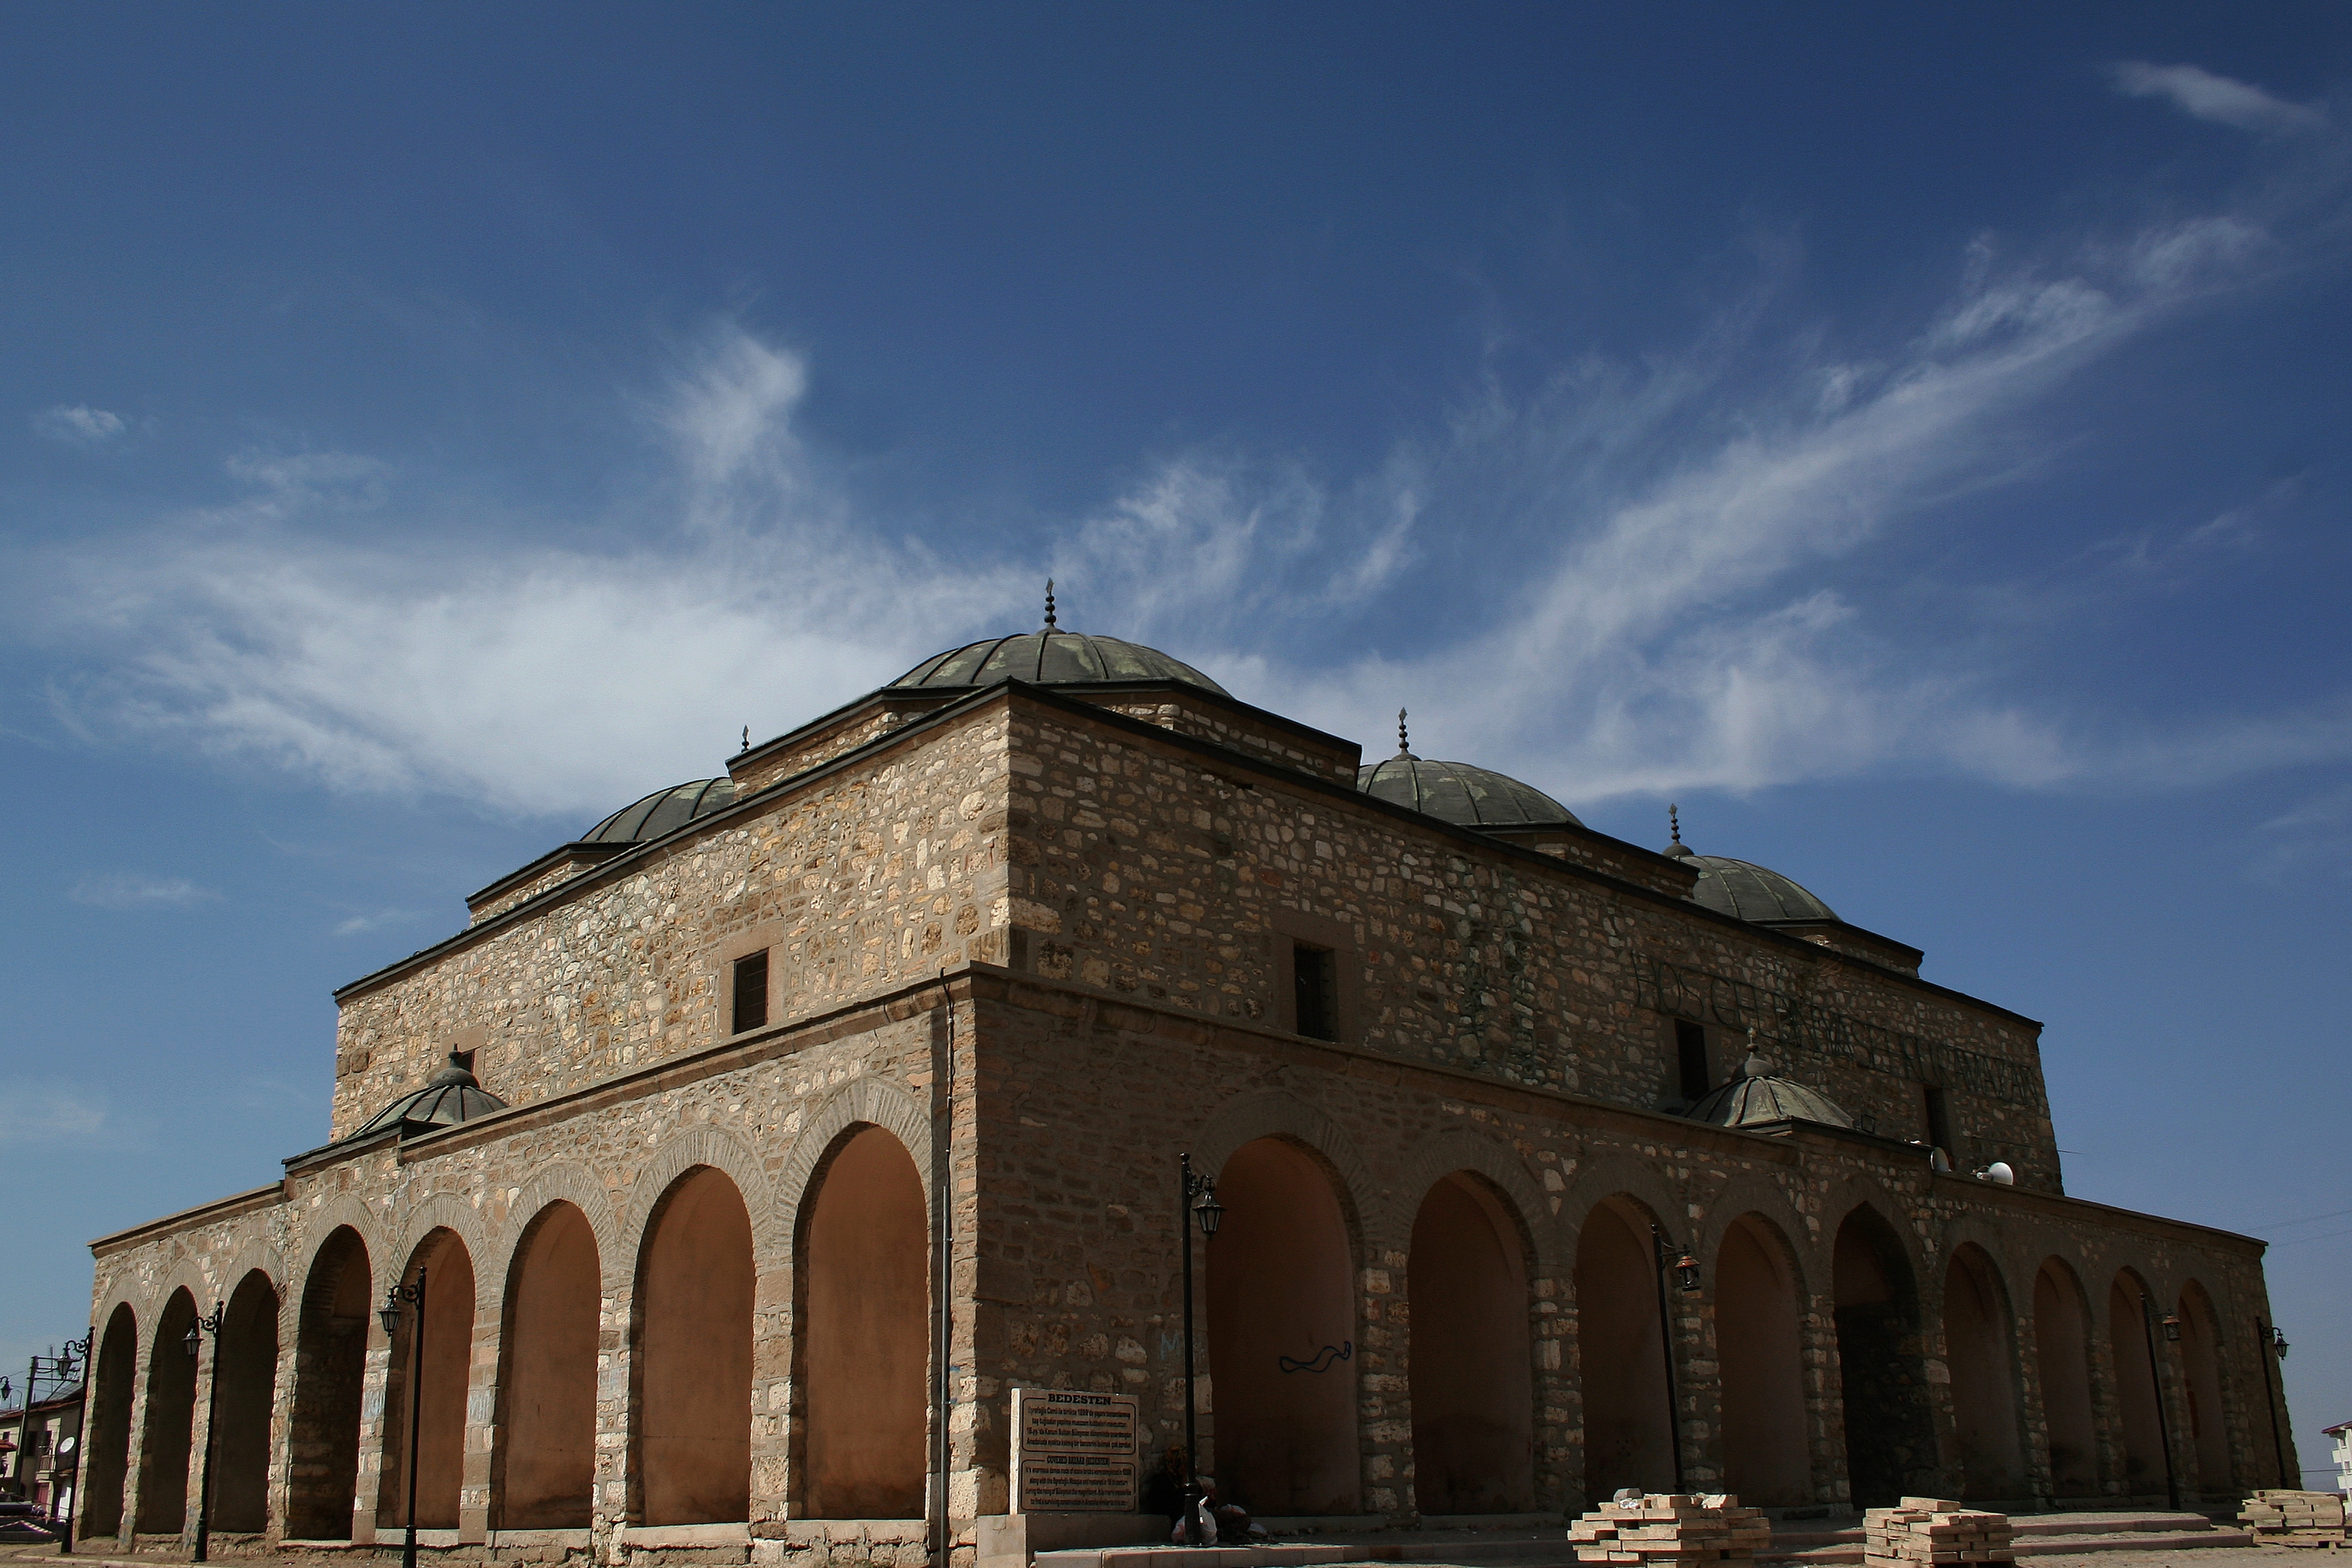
480;1164;626;1298
1188;1089;1379;1256
216;1239;291;1314
775;1075;937;1242
1932;1218;2026;1322
295;1198;390;1305
1559;1152;1686;1263
92;1275;143;1340
1393;1126;1559;1273
1697;1184;1817;1303
382;1190;493;1298
624;1124;779;1267
1816;1173;1933;1304
146;1265;215;1333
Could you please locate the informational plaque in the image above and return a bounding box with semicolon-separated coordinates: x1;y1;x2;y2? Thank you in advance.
1011;1387;1138;1513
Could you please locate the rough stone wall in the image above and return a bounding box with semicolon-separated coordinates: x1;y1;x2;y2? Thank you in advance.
996;698;2059;1191
731;700;951;799
329;708;1012;1142
469;850;625;927
1078;692;1359;787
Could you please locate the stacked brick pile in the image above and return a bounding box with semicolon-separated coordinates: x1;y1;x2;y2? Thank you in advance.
2240;1491;2349;1547
1569;1492;1774;1565
1862;1499;2015;1567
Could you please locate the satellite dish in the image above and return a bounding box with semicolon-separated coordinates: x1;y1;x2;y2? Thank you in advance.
1983;1160;2015;1186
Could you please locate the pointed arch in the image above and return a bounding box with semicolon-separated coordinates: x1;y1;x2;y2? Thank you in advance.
1715;1212;1810;1506
134;1288;200;1534
2031;1256;2098;1497
2176;1280;2231;1496
2106;1269;2168;1496
211;1269;283;1533
78;1303;139;1540
494;1201;603;1529
1575;1192;1675;1502
376;1227;476;1530
286;1225;372;1539
1943;1243;2023;1500
627;1126;780;1257
1407;1168;1535;1514
1832;1203;1938;1506
632;1164;755;1525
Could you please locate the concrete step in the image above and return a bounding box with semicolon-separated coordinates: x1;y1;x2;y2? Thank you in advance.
1759;1510;2255;1564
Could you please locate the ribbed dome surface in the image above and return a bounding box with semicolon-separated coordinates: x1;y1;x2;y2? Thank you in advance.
1358;755;1581;828
1687;1059;1855;1131
1673;852;1837;923
582;779;739;844
351;1055;509;1141
891;629;1228;696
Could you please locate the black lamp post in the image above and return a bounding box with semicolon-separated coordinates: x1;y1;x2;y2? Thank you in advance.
378;1270;428;1568
1178;1154;1224;1546
53;1330;92;1553
2256;1320;2294;1488
2134;1291;2179;1510
183;1302;226;1562
1649;1223;1701;1493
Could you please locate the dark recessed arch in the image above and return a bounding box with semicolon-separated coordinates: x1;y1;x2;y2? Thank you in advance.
2032;1257;2099;1498
1944;1243;2023;1500
1715;1212;1809;1506
287;1226;372;1539
376;1228;476;1531
1407;1170;1535;1514
1832;1204;1938;1506
633;1165;754;1525
1576;1194;1675;1502
495;1201;603;1529
78;1304;139;1539
210;1270;282;1533
134;1288;200;1535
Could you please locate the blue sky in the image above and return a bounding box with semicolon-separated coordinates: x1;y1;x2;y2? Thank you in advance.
3;3;2348;1473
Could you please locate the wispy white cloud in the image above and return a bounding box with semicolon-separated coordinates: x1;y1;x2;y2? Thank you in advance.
2111;62;2327;135
68;872;220;909
2253;784;2352;881
334;907;422;936
0;1083;110;1144
32;404;127;445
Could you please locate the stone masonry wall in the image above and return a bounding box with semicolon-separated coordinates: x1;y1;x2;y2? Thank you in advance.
995;696;2060;1191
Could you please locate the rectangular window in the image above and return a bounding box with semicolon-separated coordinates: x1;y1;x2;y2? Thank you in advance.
1675;1020;1711;1101
732;949;769;1034
1922;1083;1954;1154
1292;941;1336;1041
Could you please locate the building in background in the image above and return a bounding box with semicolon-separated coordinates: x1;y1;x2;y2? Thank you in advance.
1;1381;84;1521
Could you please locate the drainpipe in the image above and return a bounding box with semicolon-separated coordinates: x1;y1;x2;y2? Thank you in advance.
931;973;956;1568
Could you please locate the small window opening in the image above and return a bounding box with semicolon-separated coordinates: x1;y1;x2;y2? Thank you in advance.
1922;1083;1954;1155
1675;1020;1711;1102
1292;941;1336;1041
732;949;769;1034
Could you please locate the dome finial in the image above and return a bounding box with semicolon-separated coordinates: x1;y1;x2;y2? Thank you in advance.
1741;1026;1768;1079
1664;802;1696;858
1396;707;1414;758
740;724;749;753
1042;578;1058;631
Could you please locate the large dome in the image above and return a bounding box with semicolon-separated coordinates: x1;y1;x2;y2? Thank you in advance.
1663;815;1836;923
1357;714;1580;828
582;779;740;844
891;586;1226;696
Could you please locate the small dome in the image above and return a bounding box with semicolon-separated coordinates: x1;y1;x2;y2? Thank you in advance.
582;779;739;844
1685;855;1837;922
1687;1054;1855;1131
351;1054;509;1141
1358;754;1581;828
891;629;1227;697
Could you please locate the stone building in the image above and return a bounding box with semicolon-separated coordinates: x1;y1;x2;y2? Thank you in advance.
72;611;2296;1565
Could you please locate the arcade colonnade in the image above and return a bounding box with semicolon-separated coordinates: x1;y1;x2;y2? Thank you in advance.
79;1116;2282;1555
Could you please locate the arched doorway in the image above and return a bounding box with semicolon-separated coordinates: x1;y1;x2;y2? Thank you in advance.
1206;1137;1360;1516
2106;1273;2166;1497
633;1167;754;1525
1715;1214;1808;1506
78;1305;138;1540
2176;1284;2231;1497
799;1127;928;1519
1831;1205;1937;1506
287;1227;371;1538
1575;1198;1673;1502
211;1271;282;1533
2032;1261;2098;1498
378;1230;477;1529
496;1202;602;1529
134;1289;200;1535
1407;1172;1533;1514
1943;1245;2021;1501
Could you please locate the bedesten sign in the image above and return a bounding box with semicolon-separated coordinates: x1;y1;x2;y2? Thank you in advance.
1010;1388;1138;1514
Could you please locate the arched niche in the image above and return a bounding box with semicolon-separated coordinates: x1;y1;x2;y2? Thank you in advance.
1715;1213;1808;1506
2175;1283;2231;1497
633;1166;754;1525
79;1304;139;1539
211;1270;282;1533
1206;1136;1360;1516
134;1289;200;1535
1831;1205;1938;1506
1407;1171;1533;1514
2031;1259;2098;1498
798;1126;929;1520
1943;1244;2022;1501
1575;1197;1674;1502
377;1229;477;1529
287;1226;372;1539
495;1202;603;1529
2106;1273;2167;1497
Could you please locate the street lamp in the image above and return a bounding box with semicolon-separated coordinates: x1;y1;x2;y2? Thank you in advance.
2256;1319;2294;1488
1178;1154;1223;1547
2134;1291;2179;1511
183;1302;226;1563
2160;1314;2182;1344
2274;1327;2290;1361
54;1330;91;1553
379;1271;428;1568
1649;1223;1700;1492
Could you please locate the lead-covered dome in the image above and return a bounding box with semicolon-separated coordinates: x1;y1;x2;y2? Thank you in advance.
1687;1054;1855;1131
1355;713;1581;828
889;584;1228;696
582;779;739;844
351;1054;508;1141
1662;813;1836;923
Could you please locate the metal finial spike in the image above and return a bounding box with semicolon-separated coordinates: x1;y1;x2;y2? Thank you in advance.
742;725;750;752
1668;803;1682;844
1397;708;1412;757
1043;578;1058;631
